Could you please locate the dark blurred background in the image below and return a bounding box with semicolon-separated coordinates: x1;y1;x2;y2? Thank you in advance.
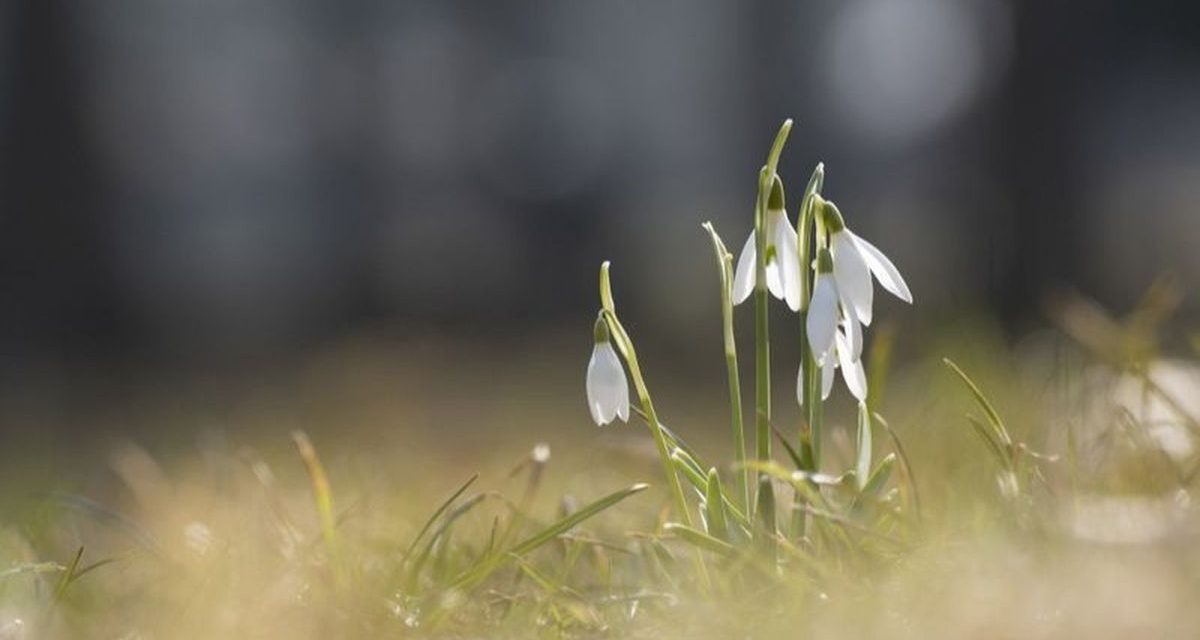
1;0;1199;379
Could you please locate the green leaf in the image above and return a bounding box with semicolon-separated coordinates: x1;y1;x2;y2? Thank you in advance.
855;403;873;491
966;414;1008;468
404;474;478;562
663;523;737;558
703;469;729;542
670;448;707;495
771;426;806;471
446;483;648;593
943;358;1013;447
406;492;488;591
53;547;84;603
861;453;896;497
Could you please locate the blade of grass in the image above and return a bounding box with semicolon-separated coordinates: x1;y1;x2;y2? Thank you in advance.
663;523;738;558
861;453;896;497
943;359;1013;447
703;469;730;542
404;474;479;561
291;431;338;558
873;412;923;524
406;492;489;592
52;547;84;604
445;483;648;594
855;403;873;491
966;414;1009;468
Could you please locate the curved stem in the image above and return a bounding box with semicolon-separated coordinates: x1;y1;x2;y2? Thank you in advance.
601;310;692;528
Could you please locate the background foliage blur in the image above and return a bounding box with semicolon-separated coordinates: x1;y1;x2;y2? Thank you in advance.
1;0;1199;386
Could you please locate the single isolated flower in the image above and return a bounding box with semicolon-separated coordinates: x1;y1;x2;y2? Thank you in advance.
732;177;802;310
587;316;630;426
821;201;912;326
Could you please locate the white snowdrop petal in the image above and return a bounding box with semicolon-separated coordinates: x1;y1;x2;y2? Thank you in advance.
589;401;604;427
851;231;912;304
807;275;839;358
731;233;757;305
587;342;629;426
766;259;786;300
775;217;802;311
836;336;869;402
842;312;863;362
821;354;836;400
796;365;805;407
832;231;874;326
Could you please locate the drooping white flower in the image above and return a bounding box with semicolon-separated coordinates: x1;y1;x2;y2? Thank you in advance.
732;179;802;310
587;317;630;426
806;250;840;359
822;201;912;326
799;315;868;405
800;248;869;405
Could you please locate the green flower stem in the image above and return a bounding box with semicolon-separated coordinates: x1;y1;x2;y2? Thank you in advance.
597;264;692;528
793;165;825;536
701;223;749;512
752;120;792;530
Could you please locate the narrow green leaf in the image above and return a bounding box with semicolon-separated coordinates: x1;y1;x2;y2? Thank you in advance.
69;556;121;585
855;403;873;491
703;469;730;542
53;547;84;603
663;523;737;558
671;449;707;495
291;431;338;555
447;484;648;593
771;426;806;471
511;484;647;556
943;359;1013;447
404;474;478;561
861;453;896;497
406;492;487;591
966;415;1008;467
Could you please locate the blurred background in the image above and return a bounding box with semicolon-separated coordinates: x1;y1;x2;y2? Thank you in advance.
0;0;1199;440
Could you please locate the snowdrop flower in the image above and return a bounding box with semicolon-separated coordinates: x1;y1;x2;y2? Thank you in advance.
799;249;868;404
798;313;868;405
587;316;630;426
806;249;841;359
821;200;912;326
732;177;802;310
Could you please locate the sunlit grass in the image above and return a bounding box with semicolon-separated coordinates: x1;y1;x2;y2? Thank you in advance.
3;119;1200;637
1;311;1198;638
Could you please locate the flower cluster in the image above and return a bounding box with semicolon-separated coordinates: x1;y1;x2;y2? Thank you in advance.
796;200;912;406
584;184;910;427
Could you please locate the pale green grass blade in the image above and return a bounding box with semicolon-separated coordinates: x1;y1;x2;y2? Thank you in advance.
446;483;648;593
772;425;806;471
510;484;648;556
291;431;338;555
855;404;873;491
406;492;488;591
703;469;730;542
52;546;84;603
943;358;1013;447
404;474;478;561
966;415;1009;468
663;523;737;559
873;412;923;523
670;448;707;496
861;453;896;497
